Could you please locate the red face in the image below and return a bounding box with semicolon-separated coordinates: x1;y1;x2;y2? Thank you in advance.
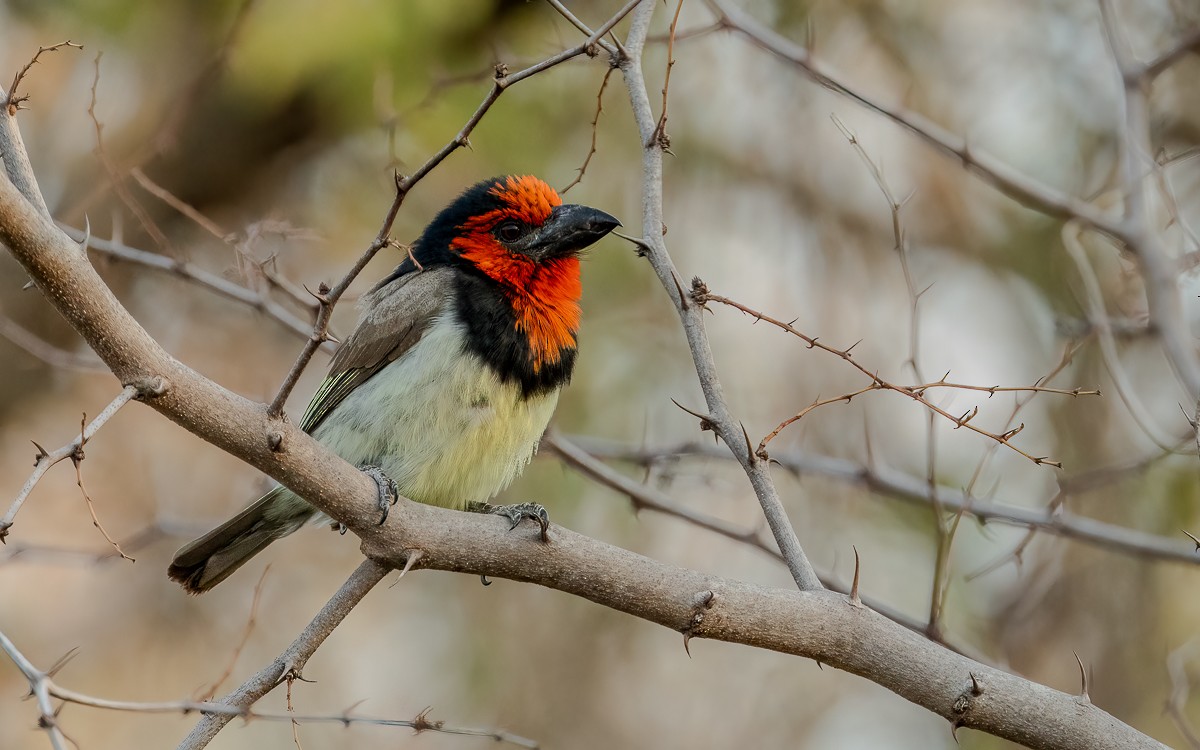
451;176;584;373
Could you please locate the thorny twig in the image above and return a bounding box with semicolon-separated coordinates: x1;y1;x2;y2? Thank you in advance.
694;289;1094;467
617;0;822;591
88;52;173;254
5;41;83;113
198;565;272;699
0;383;158;541
561;434;1200;566
562;66;615;194
0;626;537;750
71;415;133;561
62;226;324;346
649;0;685;152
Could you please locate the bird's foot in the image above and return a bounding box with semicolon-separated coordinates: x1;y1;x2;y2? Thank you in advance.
468;501;550;543
361;465;398;525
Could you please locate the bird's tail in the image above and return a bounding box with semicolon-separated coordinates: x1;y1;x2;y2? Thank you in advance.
167;486;314;594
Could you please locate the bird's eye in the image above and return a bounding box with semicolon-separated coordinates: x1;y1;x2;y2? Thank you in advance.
495;221;523;243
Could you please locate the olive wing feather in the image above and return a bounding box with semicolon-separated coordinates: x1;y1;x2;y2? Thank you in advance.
299;266;454;433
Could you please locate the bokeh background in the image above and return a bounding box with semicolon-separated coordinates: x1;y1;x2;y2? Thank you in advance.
2;0;1199;748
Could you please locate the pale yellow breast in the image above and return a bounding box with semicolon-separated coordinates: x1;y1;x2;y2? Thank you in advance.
310;312;559;509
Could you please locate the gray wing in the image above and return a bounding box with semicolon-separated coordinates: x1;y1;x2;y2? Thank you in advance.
300;266;454;433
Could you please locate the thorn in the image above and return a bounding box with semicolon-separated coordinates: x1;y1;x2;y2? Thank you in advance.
843;339;863;355
612;230;653;258
1180;403;1198;429
284;667;315;684
999;423;1025;442
740;422;755;464
670;398;715;432
969;671;982;696
955;406;978;427
1073;650;1090;703
78;215;91;253
849;545;863;607
47;647;80;678
1183;529;1200;551
31;440;49;461
303;283;330;304
683;632;692;657
950;722;961;744
397;549;423;578
671;272;689;310
479;575;491;586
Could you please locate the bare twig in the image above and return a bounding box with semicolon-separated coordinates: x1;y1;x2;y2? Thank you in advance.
0;625;536;749
0;630;70;750
705;0;1125;242
544;0;620;58
1098;0;1200;401
561;66;614;194
697;291;1087;467
87;52;173;253
62;225;324;346
1;383;150;540
0;43;84;218
1063;220;1181;450
618;0;822;591
71;417;133;561
649;0;685;151
130;167;227;241
0;313;108;372
198;565;271;699
6;41;84;112
562;435;1200;566
178;558;390;748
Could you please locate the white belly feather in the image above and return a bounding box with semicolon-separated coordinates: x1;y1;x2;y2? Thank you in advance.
309;312;559;509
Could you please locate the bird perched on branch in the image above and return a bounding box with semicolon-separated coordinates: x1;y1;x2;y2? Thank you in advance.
168;175;619;593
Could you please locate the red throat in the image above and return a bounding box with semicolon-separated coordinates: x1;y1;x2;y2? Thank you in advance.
455;239;582;371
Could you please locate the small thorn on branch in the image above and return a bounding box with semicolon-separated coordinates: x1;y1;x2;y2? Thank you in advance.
1182;529;1200;551
397;549;424;579
670;398;715;433
848;545;863;607
954;406;978;428
1073;651;1091;704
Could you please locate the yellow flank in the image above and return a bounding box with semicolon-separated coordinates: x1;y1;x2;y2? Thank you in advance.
309;310;559;510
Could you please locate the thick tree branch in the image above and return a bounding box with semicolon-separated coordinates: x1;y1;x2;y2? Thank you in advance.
357;498;1167;750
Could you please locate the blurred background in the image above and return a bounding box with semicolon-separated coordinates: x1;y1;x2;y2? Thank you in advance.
1;0;1199;747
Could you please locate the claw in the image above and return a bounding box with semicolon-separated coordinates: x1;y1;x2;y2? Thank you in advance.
361;465;398;525
469;501;551;542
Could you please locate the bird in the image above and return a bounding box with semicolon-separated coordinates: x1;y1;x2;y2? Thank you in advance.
168;175;620;593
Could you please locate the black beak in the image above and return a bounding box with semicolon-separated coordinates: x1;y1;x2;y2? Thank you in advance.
529;204;621;259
